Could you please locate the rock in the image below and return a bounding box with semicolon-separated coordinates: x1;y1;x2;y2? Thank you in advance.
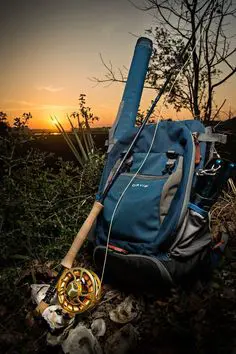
104;324;138;354
92;310;108;319
42;305;75;331
109;295;140;324
62;324;103;354
103;289;122;301
47;332;63;347
47;320;75;346
91;318;106;337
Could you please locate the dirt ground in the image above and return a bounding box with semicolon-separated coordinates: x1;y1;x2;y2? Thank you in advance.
1;236;236;354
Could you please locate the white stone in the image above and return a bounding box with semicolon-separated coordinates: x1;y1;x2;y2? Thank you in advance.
109;295;140;324
42;305;74;331
91;318;106;337
62;324;103;354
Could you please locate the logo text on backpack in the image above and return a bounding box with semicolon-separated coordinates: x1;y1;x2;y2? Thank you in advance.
131;183;149;188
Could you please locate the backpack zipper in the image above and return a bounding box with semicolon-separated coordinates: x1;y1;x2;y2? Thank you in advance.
121;172;169;180
177;133;196;227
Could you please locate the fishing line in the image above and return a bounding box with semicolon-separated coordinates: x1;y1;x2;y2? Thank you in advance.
100;1;215;283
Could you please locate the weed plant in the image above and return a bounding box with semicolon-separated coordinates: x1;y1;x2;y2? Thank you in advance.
0;112;104;313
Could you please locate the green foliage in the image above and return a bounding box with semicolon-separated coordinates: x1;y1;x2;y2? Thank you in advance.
70;93;99;133
145;27;191;112
13;112;32;129
136;108;155;126
0;113;105;264
77;93;99;125
145;27;222;118
0;111;105;347
0;111;10;135
68;93;100;158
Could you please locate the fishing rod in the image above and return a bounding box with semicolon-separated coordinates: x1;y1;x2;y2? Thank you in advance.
34;0;215;317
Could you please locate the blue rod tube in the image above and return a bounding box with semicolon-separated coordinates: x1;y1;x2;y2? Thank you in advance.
109;37;153;144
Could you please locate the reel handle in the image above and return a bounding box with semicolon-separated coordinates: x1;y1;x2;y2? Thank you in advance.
61;201;103;269
34;268;64;315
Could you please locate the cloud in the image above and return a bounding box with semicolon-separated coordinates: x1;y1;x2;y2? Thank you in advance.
3;99;34;107
19;100;34;106
37;105;79;118
37;85;64;93
40;104;77;111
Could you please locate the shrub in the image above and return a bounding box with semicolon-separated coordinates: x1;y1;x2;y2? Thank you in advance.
0;114;105;264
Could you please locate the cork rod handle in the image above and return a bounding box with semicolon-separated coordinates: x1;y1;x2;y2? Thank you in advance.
61;201;103;269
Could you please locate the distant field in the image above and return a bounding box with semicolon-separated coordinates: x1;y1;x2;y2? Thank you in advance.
31;119;236;163
32;131;108;161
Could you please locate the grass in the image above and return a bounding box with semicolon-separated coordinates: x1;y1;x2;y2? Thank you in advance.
211;182;236;242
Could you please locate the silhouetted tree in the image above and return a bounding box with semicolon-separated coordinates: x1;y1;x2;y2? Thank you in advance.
93;0;236;122
0;111;9;135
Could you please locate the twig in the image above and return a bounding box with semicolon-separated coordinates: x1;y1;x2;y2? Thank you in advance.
228;178;236;195
212;98;226;120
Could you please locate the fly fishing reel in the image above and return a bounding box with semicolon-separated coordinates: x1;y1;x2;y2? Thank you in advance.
57;268;101;314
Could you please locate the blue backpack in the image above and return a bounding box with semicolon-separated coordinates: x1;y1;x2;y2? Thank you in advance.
91;37;227;290
93;120;226;290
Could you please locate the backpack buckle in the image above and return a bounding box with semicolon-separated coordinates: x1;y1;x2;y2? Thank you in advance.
166;150;178;159
162;151;178;175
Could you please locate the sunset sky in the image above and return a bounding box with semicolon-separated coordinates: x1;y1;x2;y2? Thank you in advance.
0;0;235;130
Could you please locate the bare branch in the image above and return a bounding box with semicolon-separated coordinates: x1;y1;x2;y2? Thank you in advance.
212;98;227;120
211;48;236;68
94;0;236;121
156;6;190;38
212;67;236;89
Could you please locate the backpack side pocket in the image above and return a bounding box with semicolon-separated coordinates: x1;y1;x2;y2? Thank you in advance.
160;156;183;224
170;208;211;258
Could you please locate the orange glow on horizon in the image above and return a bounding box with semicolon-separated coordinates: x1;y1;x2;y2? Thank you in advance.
4;105;117;130
0;1;235;132
2;78;235;130
4;105;193;131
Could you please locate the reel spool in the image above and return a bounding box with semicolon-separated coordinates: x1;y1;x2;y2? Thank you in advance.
57;267;101;314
